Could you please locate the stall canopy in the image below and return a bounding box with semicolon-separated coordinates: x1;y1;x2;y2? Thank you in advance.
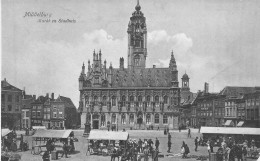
201;126;260;135
32;129;72;138
224;120;233;126
32;126;47;130
1;129;11;137
88;131;129;141
237;121;244;127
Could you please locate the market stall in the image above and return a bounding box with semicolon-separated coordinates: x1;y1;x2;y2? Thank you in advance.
31;129;74;155
87;131;129;156
201;126;260;158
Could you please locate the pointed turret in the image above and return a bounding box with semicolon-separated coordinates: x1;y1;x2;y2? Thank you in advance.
81;62;85;75
169;50;177;71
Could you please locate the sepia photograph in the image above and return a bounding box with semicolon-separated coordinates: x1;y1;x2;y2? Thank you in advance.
1;0;260;160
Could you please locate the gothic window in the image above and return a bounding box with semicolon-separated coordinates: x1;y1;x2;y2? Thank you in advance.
112;96;116;106
146;96;151;107
102;96;107;106
155;95;159;107
85;80;92;87
155;96;159;103
94;77;99;84
163;114;168;124
121;114;126;124
134;55;140;66
112;113;116;124
130;96;134;102
101;114;106;127
94;96;98;106
163;96;168;104
129;114;134;124
102;81;108;87
121;95;126;107
85;96;89;105
138;95;142;102
146;114;151;124
154;113;159;124
138;95;142;107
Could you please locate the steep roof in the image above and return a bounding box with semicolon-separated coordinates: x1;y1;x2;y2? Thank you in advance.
86;67;174;88
57;96;76;109
219;86;256;99
1;79;22;92
33;96;49;104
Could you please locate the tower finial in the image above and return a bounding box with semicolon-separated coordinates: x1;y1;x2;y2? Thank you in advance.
135;0;141;11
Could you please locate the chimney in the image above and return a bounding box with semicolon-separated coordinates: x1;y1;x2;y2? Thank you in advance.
46;93;49;98
204;82;209;94
4;78;6;82
120;57;124;70
51;93;54;100
153;65;156;68
33;95;36;100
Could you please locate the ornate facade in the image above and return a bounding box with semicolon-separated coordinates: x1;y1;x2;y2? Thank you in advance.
78;1;181;130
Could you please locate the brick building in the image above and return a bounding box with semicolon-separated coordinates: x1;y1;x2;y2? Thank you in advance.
244;91;260;127
79;1;181;130
1;78;23;129
21;91;36;129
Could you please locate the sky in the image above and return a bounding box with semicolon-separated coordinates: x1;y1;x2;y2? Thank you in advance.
2;0;260;108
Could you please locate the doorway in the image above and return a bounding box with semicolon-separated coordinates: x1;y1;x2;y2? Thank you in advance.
93;120;99;129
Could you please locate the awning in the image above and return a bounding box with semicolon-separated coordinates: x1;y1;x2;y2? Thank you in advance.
88;131;129;141
32;129;72;138
224;120;233;126
32;126;47;130
200;126;260;135
237;121;244;127
1;129;11;137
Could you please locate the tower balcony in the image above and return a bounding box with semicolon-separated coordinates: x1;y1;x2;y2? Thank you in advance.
133;48;147;53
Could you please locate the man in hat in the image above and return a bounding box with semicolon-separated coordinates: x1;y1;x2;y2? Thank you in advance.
155;138;160;150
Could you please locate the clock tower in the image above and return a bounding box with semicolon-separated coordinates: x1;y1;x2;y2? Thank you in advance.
127;0;147;69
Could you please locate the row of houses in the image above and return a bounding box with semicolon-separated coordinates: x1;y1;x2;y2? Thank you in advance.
181;83;260;128
1;78;79;130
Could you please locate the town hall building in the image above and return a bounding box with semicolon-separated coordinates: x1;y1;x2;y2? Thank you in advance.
79;1;182;130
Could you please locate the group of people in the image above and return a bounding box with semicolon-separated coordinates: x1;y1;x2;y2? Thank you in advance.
42;138;75;161
112;138;160;161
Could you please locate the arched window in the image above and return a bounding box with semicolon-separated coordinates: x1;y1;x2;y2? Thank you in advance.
129;114;134;124
121;114;126;124
138;96;142;107
85;96;89;105
101;114;106;127
112;96;116;106
130;96;134;102
134;55;140;66
155;96;159;103
163;114;168;124
163;96;168;104
146;114;151;124
138;96;142;102
121;95;126;107
130;96;134;107
102;96;107;106
154;113;159;124
112;113;116;124
146;96;151;107
94;96;98;106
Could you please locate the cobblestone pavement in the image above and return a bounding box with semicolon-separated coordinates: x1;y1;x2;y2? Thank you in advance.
11;128;258;161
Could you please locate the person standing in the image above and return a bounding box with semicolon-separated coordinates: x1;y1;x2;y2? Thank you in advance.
210;139;214;153
152;148;159;161
19;134;24;151
167;140;172;153
168;133;171;142
187;128;191;138
195;137;198;151
155;138;160;150
138;139;143;152
61;142;68;158
143;147;149;161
